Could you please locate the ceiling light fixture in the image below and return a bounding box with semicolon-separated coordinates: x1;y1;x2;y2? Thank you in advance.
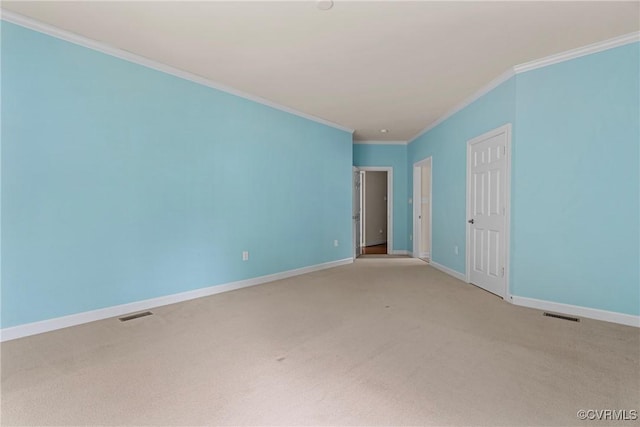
316;0;334;11
380;129;389;133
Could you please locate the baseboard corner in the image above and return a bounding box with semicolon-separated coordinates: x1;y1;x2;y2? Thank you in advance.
511;295;640;328
428;261;467;282
389;249;411;256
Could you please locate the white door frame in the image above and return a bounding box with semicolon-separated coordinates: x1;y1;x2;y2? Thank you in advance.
352;167;360;259
465;123;512;300
412;157;432;259
359;170;365;250
357;167;393;254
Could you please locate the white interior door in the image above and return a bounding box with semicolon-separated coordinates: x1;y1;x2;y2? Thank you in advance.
413;157;432;259
353;168;362;258
420;163;431;258
467;125;510;297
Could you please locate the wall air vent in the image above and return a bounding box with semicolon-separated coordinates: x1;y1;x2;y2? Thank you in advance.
543;312;580;322
119;311;153;322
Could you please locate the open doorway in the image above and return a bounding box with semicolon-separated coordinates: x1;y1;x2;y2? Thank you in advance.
413;157;432;261
362;170;388;254
353;167;393;256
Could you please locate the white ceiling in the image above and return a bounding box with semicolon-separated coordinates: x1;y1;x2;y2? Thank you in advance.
3;1;639;141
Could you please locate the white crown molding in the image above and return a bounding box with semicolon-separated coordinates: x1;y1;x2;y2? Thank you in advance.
511;296;639;328
408;30;640;145
0;257;354;342
408;68;515;143
353;140;408;145
3;10;637;150
0;10;354;134
514;31;640;74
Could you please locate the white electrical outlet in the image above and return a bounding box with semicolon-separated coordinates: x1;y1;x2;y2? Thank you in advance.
242;251;249;261
410;235;413;241
454;246;458;255
334;240;339;247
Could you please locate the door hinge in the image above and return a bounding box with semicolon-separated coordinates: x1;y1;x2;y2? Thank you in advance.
503;146;506;155
501;267;505;278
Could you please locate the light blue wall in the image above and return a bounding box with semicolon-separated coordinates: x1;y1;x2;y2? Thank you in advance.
1;22;353;328
408;78;516;272
513;43;639;315
353;144;409;252
3;22;637;329
408;42;639;316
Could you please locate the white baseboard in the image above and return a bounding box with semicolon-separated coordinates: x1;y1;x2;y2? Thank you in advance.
511;296;639;328
429;261;467;282
390;250;411;256
419;252;430;259
0;258;354;342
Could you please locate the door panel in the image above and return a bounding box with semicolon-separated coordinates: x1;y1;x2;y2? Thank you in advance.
473;227;484;272
468;128;509;297
488;230;500;277
489;169;500;215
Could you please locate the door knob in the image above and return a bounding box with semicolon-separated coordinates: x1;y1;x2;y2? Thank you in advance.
468;219;474;224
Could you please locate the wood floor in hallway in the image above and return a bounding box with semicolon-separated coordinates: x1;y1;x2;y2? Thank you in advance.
361;243;387;254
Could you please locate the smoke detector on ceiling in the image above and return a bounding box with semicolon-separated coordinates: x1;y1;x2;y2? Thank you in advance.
317;0;334;11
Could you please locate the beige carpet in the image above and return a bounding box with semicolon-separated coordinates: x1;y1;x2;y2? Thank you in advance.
2;258;639;426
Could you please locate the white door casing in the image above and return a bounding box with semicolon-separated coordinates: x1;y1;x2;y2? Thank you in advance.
359;170;365;251
353;167;362;259
466;124;511;298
